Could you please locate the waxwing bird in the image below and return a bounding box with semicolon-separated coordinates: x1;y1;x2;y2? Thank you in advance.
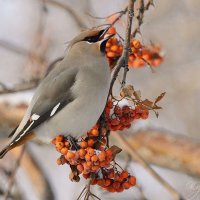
0;27;114;159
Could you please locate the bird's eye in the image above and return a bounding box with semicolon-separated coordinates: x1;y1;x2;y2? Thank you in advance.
83;30;105;43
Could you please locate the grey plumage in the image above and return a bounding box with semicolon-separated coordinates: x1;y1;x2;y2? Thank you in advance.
0;28;113;158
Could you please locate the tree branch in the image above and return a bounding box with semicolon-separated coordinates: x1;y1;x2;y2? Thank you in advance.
109;0;134;96
113;132;185;200
132;0;153;37
44;0;87;29
3;146;25;200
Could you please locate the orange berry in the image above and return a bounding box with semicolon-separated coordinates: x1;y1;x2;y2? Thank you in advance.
107;170;114;179
51;138;56;145
113;181;120;189
106;149;113;157
117;45;123;54
66;151;75;160
85;153;91;161
110;45;118;52
131;47;136;53
77;164;84;173
107;100;113;108
115;174;123;182
98;151;106;162
129;176;136;186
60;147;68;155
91;155;98;162
107;51;116;58
111;37;118;45
129;54;135;62
107;26;116;35
99;161;106;167
91;165;100;171
120;171;129;179
74;152;80;160
88;139;95;147
56;142;64;150
104;179;111;187
122;105;130;114
87;147;95;156
64;141;70;148
78;149;86;157
80;141;88;149
56;135;63;142
122;182;131;189
90;129;99;136
83;173;90;179
97;179;104;186
110;118;120;125
141;109;149;119
56;158;62;165
116;186;124;192
106;42;112;48
86;161;92;168
132;39;141;49
107;186;115;192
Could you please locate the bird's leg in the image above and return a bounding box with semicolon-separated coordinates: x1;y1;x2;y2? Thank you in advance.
66;135;79;150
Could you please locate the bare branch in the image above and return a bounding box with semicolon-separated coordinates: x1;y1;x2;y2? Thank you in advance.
0;79;40;95
0;39;29;56
0;56;63;95
109;0;134;96
3;146;25;200
132;0;153;37
113;131;184;200
44;0;87;29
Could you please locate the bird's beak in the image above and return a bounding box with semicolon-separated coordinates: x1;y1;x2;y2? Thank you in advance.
99;34;115;53
98;26;114;40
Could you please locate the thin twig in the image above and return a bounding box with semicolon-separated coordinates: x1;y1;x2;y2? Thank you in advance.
108;1;134;97
0;39;29;56
3;146;25;200
110;7;128;27
113;132;185;200
44;0;87;29
0;79;40;95
132;0;153;37
0;56;64;95
121;0;135;86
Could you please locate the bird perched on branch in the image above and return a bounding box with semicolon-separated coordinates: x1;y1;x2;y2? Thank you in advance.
0;27;114;159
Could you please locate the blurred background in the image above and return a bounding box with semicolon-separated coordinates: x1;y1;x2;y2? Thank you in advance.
0;0;200;199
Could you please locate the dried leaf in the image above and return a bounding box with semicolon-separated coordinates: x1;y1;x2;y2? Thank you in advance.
69;165;80;182
133;90;141;100
153;105;162;110
155;92;166;104
120;85;134;98
109;145;122;159
141;99;154;108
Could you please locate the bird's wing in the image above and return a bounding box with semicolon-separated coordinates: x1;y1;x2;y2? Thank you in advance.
10;67;78;144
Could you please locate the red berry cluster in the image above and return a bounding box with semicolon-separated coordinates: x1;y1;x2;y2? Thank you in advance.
105;27;163;69
105;100;149;131
86;168;136;193
52;128;136;192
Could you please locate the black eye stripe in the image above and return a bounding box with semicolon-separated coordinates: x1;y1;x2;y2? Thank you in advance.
83;29;105;43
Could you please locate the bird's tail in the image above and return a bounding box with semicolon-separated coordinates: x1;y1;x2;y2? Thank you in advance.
0;145;11;159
